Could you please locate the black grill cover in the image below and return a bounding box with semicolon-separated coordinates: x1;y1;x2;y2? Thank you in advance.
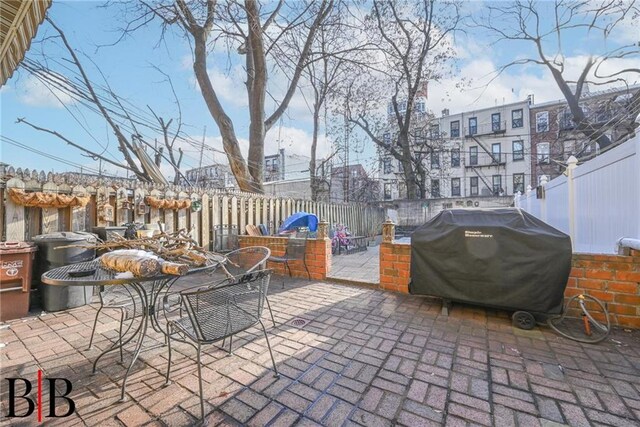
410;208;571;315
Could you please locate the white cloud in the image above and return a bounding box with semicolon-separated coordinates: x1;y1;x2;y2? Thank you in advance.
427;53;640;115
16;75;77;109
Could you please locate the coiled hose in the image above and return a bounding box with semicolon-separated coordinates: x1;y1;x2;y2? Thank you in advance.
548;294;611;343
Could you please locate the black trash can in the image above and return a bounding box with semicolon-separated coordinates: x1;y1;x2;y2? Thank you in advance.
32;232;97;312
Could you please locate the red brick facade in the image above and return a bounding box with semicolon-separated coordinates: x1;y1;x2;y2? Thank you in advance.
378;242;640;329
238;236;332;280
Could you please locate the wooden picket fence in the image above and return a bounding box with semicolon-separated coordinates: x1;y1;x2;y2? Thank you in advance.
0;165;386;247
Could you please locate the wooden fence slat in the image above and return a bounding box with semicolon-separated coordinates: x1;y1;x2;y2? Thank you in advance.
5;178;26;241
190;192;200;245
71;185;87;232
41;181;59;234
201;193;210;249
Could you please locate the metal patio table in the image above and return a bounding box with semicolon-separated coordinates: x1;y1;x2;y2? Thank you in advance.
41;256;225;401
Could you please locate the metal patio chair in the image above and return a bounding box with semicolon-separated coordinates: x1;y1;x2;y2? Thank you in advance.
268;230;310;284
87;284;143;360
205;246;276;327
212;225;239;254
164;270;278;422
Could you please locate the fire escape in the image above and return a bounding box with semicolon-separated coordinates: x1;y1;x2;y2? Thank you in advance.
465;119;508;196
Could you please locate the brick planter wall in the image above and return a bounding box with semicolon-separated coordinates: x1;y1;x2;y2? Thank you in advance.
379;242;640;329
567;251;640;328
379;242;411;293
238;236;332;280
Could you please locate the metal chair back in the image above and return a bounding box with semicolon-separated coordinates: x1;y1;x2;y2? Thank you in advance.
213;225;239;253
224;246;270;276
285;231;308;261
180;270;272;342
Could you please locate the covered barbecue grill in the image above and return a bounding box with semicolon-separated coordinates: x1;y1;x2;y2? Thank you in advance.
410;208;571;328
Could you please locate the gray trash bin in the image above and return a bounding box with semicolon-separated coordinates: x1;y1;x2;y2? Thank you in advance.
32;232;97;312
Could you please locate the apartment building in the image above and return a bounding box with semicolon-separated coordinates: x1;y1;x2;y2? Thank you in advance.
529;85;639;184
183;164;235;189
377;99;533;200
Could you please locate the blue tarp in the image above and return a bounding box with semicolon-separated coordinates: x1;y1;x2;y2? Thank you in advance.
279;212;318;233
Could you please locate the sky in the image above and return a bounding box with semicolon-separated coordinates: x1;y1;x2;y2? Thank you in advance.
1;1;638;182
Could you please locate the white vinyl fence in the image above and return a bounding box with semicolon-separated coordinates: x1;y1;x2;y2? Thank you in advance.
515;134;640;254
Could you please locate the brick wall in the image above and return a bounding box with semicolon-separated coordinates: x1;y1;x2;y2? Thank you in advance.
567;251;640;328
379;242;640;329
238;236;332;280
379;242;411;293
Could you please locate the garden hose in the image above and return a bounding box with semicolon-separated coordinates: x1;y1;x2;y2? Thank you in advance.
548;294;611;343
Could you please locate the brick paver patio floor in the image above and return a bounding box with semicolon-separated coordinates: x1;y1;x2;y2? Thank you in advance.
2;277;640;426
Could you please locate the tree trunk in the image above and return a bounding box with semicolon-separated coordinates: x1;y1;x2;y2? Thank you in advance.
310;107;320;201
548;66;612;149
192;31;260;193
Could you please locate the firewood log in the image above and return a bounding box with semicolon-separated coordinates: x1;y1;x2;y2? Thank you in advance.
100;250;162;277
161;262;189;276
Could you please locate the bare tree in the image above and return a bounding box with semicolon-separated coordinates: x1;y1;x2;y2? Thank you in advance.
341;0;462;200
18;18;186;184
125;0;334;193
474;0;640;149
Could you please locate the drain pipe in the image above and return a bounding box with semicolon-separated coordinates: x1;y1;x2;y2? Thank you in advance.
616;237;640;255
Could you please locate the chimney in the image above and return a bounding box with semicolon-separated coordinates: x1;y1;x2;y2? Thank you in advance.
527;94;534;105
441;108;449;117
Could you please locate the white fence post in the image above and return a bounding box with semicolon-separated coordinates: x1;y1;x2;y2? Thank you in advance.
525;185;532;213
514;191;521;209
539;175;548;223
566;155;578;251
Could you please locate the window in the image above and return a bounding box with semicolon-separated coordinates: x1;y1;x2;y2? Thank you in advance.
537;142;550;164
383;132;391;145
450;120;460;138
429;124;440;139
415;98;426;113
431;150;440;169
468;117;477;135
491;113;501;132
431;179;440;198
513;173;525;194
387;103;394;116
536;111;549;132
414;128;424;144
469;146;478;166
470;177;478;196
398;99;407;113
492;175;503;195
451;149;460;167
563;140;574;157
559;108;573;130
512;109;523;128
272;158;279;171
451;178;461;196
512;140;524;161
383;158;393;174
384;183;392;200
492;143;501;163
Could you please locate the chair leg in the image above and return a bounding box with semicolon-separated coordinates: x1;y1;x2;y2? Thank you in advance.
265;296;276;327
303;260;311;281
164;324;172;386
118;309;125;363
87;306;103;350
197;343;205;422
228;335;233;355
259;319;279;378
